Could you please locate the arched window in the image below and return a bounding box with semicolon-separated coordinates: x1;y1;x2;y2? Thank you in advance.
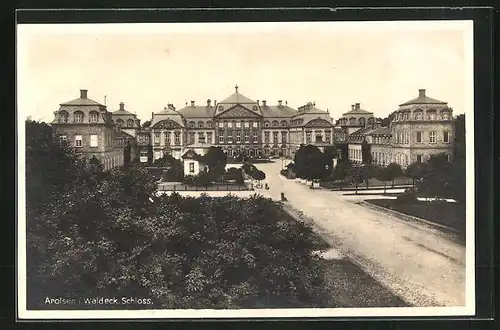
264;121;270;128
441;110;450;120
89;111;99;123
127;119;134;127
189;121;196;128
359;118;366;126
281;120;287;127
218;105;224;111
349;117;356;125
198;121;204;128
207;121;213;128
272;120;279;127
427;109;437;120
368;117;374;125
116;119;124;128
74;111;84;123
414;109;423;120
59;111;69;123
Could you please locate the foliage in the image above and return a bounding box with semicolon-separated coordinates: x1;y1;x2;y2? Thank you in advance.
332;159;352;181
191;171;212;187
224;167;244;184
293;145;330;180
242;162;266;181
154;154;184;181
386;162;403;187
141;120;151;128
123;141;131;169
415;153;465;202
396;188;418;203
201;147;227;181
361;140;372;165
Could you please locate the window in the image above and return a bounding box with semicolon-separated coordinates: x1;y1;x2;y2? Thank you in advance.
416;131;422;143
253;131;258;143
443;131;450;143
189;132;195;144
416;155;422;163
428;111;437;120
359;118;365;126
189;162;195;174
207;121;213;128
174;132;180;145
90;112;98;123
218;105;224;111
306;132;311;143
198;133;205;143
429;131;436;143
154;151;162;160
272;121;278;127
189;121;195;128
127;119;134;127
228;122;233;128
236;132;241;143
207;132;213;144
198;121;204;128
59;135;67;144
75;135;82;147
281;132;287;143
236;122;241;128
404;131;409;144
244;131;250;143
219;131;224;143
165;132;171;145
414;110;423;120
442;111;450;120
273;132;279;144
74;112;83;123
446;154;451;162
253;122;258;128
349;118;356;125
244;122;250;128
90;134;98;147
281;121;287;127
154;132;160;145
264;121;270;128
325;131;330;143
59;111;69;123
264;132;270;143
218;122;224;128
116;119;124;128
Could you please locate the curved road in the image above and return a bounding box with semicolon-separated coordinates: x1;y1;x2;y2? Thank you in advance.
257;161;466;307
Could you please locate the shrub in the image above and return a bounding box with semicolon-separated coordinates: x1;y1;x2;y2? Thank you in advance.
396;188;418;204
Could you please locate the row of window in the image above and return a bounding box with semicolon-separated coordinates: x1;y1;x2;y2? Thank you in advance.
395;131;450;144
339;117;375;126
393;110;451;121
59;134;110;148
153;132;183;145
213;120;288;129
115;118;136;128
57;111;100;123
305;132;331;144
348;148;363;160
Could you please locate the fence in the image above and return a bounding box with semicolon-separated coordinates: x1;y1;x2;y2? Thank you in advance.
158;184;251;192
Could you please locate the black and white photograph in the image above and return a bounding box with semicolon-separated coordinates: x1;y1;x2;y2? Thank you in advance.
17;19;475;319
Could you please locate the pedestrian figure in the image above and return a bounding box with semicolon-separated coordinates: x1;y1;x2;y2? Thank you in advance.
265;183;269;190
281;192;288;201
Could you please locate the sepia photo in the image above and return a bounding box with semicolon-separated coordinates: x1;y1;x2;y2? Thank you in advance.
17;20;475;319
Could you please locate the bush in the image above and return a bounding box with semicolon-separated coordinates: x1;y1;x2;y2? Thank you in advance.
396;188;418;204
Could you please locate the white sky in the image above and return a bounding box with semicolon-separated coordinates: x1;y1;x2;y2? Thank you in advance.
17;21;473;123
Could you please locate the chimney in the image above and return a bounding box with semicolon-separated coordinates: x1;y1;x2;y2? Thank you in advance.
278;100;283;106
191;101;195;107
207;99;211;107
351;104;355;111
151;112;154;120
419;89;426;97
355;103;360;110
119;102;124;110
262;100;267;107
80;89;88;99
257;100;260;105
285;101;288;106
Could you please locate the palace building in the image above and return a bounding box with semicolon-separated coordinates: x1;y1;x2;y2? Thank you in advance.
146;85;338;162
345;89;455;168
51;89;126;170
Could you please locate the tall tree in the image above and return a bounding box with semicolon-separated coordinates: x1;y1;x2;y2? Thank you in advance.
202;147;227;181
346;166;363;194
386;162;403;187
361;139;372;165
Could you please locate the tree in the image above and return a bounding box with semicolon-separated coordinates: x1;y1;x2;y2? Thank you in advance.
323;146;337;172
361;164;379;188
154;154;184;181
346;166;363;194
202;147;227;181
293;145;329;180
361;140;372;165
123;141;132;168
379;113;395;127
142;120;151;128
376;166;393;194
386;162;403;187
405;162;430;187
147;143;153;164
332;159;352;181
253;170;266;181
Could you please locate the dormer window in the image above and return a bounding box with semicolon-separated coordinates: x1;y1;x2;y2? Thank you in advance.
281;121;287;127
272;121;278;127
116;119;124;128
218;105;224;111
264;121;270;128
90;112;98;123
198;121;204;128
127;119;134;127
189;121;195;128
74;111;83;123
207;121;213;128
252;105;258;111
441;111;450;120
58;111;69;123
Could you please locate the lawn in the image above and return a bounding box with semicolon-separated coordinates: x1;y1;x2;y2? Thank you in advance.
366;199;466;234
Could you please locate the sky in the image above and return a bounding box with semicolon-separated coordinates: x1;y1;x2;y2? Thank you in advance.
17;21;473;123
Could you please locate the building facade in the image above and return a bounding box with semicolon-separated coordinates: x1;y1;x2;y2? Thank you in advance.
51;89;125;170
345;89;455;168
141;86;337;162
